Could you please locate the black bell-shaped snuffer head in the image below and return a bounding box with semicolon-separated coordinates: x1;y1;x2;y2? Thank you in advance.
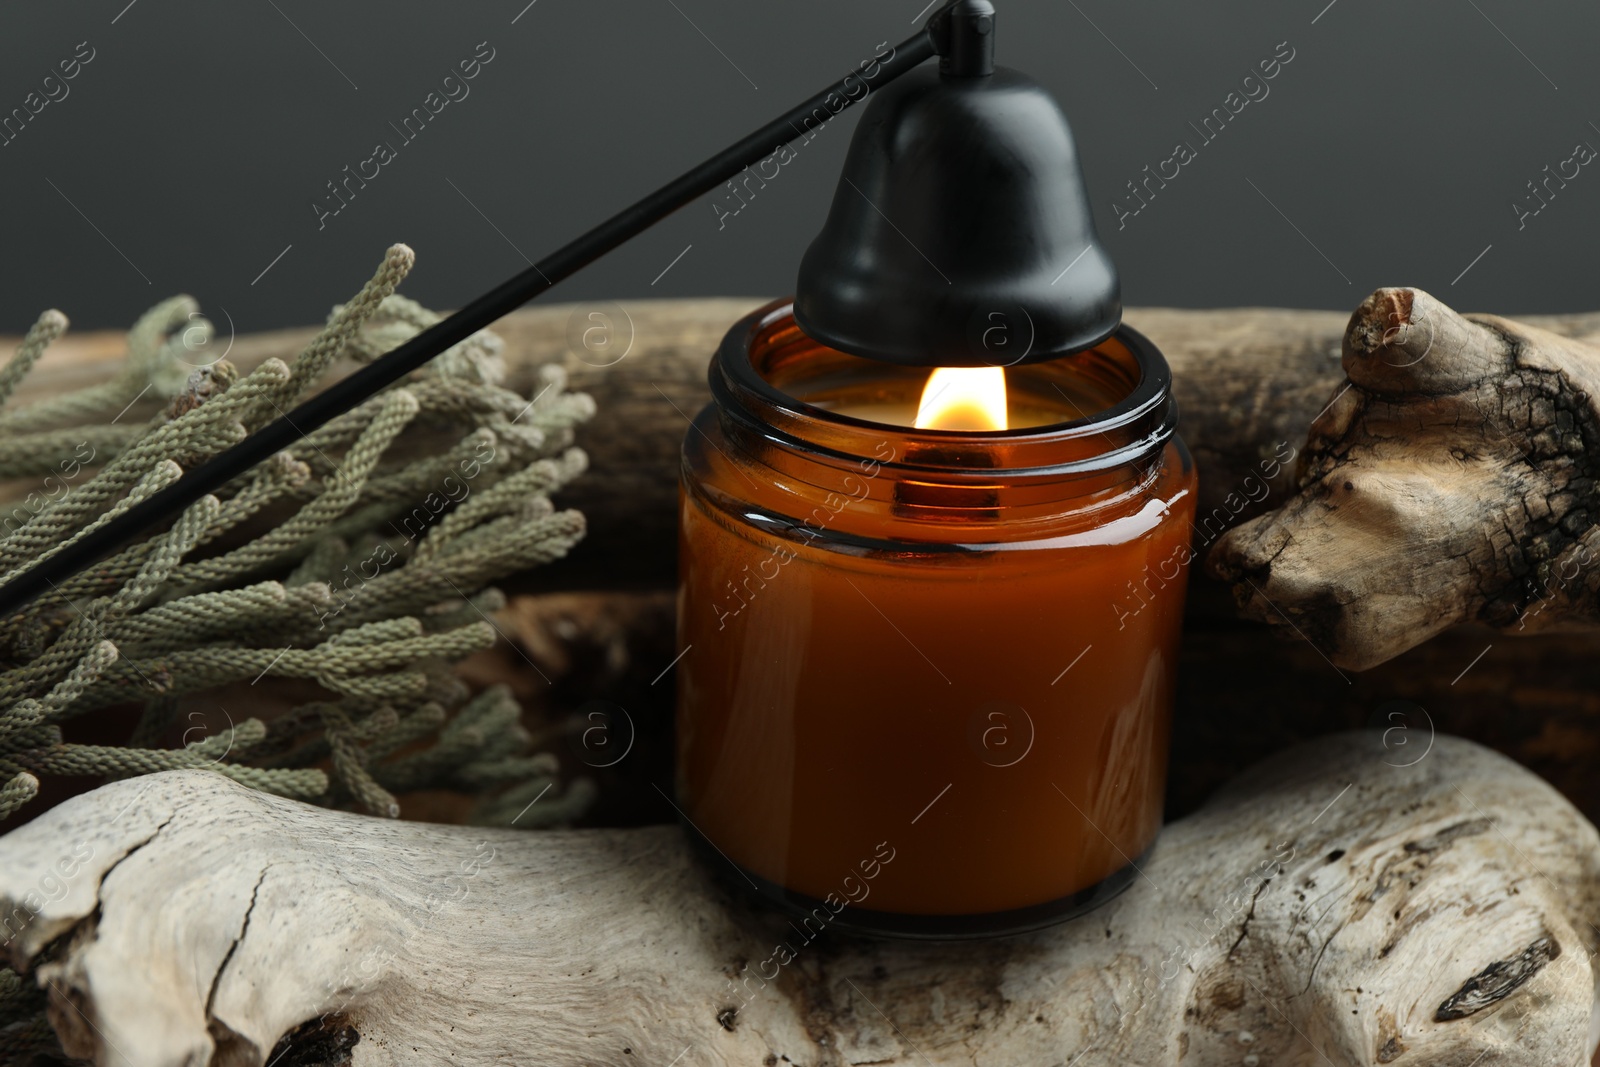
795;1;1119;367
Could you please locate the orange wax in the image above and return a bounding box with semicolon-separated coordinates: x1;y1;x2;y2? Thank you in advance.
676;301;1196;936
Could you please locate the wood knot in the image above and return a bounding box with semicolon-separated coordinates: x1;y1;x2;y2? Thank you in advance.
1435;934;1561;1021
266;1015;360;1067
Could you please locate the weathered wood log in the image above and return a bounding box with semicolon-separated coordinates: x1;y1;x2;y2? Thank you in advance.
490;299;1600;599
1210;289;1600;669
2;733;1595;1067
16;298;1597;596
506;300;1358;591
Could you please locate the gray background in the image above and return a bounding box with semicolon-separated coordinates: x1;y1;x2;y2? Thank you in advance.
0;0;1594;336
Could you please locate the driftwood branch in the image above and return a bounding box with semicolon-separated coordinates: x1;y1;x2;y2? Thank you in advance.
1209;288;1600;669
13;297;1600;637
3;733;1597;1066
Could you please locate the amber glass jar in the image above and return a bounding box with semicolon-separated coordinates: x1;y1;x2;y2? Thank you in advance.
675;300;1196;939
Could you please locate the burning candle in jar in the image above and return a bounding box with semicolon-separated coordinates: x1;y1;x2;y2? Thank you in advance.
676;305;1195;938
674;0;1197;938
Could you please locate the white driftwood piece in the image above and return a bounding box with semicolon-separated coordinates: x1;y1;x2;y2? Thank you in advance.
3;732;1598;1067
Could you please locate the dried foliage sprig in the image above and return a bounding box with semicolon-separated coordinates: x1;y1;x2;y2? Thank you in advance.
0;244;596;826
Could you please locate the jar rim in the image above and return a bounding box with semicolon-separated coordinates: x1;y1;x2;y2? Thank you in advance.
711;299;1178;478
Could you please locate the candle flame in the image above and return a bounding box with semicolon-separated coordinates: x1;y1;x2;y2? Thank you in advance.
914;367;1009;431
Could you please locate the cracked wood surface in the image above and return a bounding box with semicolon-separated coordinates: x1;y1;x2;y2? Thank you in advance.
3;733;1598;1066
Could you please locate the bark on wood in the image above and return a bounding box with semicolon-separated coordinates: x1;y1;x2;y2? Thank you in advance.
1209;288;1600;670
3;733;1598;1067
